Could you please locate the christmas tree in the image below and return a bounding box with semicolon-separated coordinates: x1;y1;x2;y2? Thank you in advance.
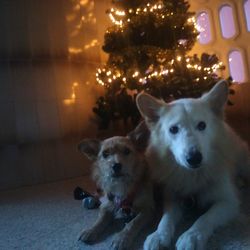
93;0;230;129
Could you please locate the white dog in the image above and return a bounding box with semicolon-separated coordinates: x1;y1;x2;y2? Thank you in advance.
136;80;250;250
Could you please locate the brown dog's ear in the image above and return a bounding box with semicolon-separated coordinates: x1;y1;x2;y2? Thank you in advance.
127;120;150;152
201;80;228;117
78;139;100;161
136;93;163;124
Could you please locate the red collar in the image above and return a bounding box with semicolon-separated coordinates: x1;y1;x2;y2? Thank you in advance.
108;192;134;212
107;181;140;214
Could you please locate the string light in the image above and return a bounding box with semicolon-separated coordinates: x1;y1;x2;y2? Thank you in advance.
187;16;200;33
115;10;125;16
177;56;182;61
108;2;199;31
95;57;224;87
132;71;139;77
96;2;223;87
108;12;123;26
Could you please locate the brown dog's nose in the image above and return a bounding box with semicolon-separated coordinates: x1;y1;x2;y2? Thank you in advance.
112;163;122;173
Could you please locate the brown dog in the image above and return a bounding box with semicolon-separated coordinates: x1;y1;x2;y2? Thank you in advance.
78;122;154;250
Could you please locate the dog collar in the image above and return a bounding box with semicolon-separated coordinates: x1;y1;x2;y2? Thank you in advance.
108;192;134;214
108;192;137;220
107;174;144;218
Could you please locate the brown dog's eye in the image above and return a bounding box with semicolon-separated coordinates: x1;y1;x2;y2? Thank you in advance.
124;147;131;155
102;150;110;158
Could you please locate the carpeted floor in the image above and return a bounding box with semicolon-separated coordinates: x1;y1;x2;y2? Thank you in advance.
1;176;250;250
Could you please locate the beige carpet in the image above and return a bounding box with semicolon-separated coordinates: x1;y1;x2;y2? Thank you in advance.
1;176;250;250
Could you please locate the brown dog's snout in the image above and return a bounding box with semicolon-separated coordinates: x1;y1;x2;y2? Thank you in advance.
112;163;122;173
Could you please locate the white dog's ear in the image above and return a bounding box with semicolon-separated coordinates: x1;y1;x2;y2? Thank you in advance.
136;93;163;123
127;120;150;152
202;80;228;116
78;139;100;160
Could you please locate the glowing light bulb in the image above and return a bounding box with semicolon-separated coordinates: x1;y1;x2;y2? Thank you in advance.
133;71;139;77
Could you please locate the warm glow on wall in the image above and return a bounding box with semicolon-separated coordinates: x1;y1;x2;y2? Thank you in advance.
84;39;100;50
66;0;99;58
63;82;79;106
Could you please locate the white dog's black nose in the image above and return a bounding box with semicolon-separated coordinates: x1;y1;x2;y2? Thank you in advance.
186;149;202;168
112;163;122;173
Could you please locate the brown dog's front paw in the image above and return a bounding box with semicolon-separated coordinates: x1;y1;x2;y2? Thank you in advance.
111;232;130;250
78;228;98;243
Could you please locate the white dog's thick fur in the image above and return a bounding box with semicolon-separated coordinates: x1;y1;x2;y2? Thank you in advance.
77;122;154;250
136;80;250;250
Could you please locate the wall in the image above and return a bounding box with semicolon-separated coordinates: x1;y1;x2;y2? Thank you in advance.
190;0;250;119
1;0;249;190
0;0;110;190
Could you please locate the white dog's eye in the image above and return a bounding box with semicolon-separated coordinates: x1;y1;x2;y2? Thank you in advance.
197;121;206;131
169;125;179;134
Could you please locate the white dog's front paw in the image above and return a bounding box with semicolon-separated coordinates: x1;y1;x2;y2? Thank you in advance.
111;232;130;250
176;229;206;250
78;228;98;243
143;231;171;250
